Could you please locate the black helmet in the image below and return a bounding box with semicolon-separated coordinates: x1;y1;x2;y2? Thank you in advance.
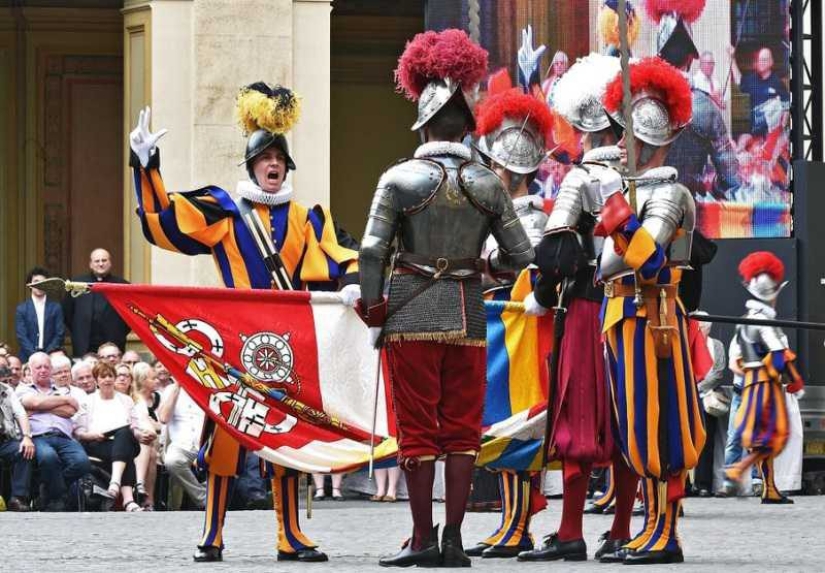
239;129;296;182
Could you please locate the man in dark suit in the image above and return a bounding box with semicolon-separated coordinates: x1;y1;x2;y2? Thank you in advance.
15;267;65;362
62;248;130;357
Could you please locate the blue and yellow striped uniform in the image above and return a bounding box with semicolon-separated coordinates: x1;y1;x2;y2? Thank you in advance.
133;152;358;553
600;215;706;554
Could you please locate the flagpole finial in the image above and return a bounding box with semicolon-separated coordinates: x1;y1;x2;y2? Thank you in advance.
26;277;90;298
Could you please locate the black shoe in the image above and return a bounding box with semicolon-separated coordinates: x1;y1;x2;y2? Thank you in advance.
624;548;684;565
464;543;490;557
440;524;471;567
583;503;608;515
277;548;329;562
762;496;794;505
7;497;30;512
698;488;711;498
193;546;223;562
517;533;587;562
481;545;524;559
594;531;630;563
379;526;441;568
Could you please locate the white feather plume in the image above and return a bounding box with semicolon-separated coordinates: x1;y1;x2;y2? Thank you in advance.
549;53;622;127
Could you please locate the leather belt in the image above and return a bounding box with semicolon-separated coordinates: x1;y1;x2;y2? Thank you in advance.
604;282;678;299
395;252;485;278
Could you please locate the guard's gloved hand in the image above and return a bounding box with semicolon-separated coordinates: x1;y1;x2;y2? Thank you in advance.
594;169;632;237
522;292;549;317
339;284;361;308
597;167;624;203
130;106;168;168
517;25;547;91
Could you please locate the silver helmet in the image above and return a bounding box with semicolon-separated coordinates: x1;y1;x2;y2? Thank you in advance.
745;273;789;303
607;89;687;146
550;53;621;133
476;117;545;175
411;77;477;131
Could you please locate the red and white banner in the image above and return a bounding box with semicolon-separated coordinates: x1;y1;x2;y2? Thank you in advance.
92;283;397;473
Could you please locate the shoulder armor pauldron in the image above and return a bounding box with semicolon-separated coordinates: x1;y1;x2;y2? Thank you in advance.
457;162;506;216
378;158;446;215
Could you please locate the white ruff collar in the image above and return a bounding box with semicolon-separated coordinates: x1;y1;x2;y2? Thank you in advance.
236;180;293;206
583;146;621;163
637;166;678;181
414;141;472;161
512;195;544;210
746;299;777;319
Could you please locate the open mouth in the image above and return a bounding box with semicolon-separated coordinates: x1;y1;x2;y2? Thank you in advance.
266;171;281;183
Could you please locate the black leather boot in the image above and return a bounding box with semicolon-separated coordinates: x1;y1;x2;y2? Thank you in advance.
440;524;471;567
193;546;222;562
517;533;587;562
464;543;490;557
379;525;441;568
594;530;630;563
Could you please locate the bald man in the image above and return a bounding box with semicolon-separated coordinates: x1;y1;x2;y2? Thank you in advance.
63;248;130;357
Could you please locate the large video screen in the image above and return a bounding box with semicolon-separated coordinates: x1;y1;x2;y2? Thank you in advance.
426;0;792;239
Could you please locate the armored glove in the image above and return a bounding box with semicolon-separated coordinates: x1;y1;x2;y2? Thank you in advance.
129;106;168;168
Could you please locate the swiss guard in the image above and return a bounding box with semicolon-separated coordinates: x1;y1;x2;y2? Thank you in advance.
468;87;554;559
128;83;360;563
521;53;640;564
357;29;534;567
595;57;705;565
726;251;804;504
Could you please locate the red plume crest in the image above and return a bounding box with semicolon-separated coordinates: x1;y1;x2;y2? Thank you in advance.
643;0;706;24
603;57;692;127
738;251;785;283
475;89;554;147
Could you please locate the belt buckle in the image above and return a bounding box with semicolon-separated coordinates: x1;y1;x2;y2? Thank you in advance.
433;257;449;279
604;282;614;298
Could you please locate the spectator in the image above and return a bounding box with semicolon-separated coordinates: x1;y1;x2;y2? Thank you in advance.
15;267;65;362
62;248;130;357
541;50;569;101
81;352;100;367
132;362;161;510
371;466;401;502
313;472;344;501
16;352;90;511
97;342;122;365
74;362;149;512
722;336;748;496
114;363;134;395
51;355;89;429
157;380;206;509
693;316;729;496
20;363;31;386
153;359;172;390
71;361;97;394
732;47;790;136
0;356;36;511
7;355;23;388
122;350;141;368
692;51;723;108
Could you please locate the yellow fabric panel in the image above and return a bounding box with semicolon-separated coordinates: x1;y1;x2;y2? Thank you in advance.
502;308;544;413
476;437;511;468
509;269;534;302
279;202;307;279
621;320;642;476
299;205;358;282
220;219;252;289
602;297;625;333
205;426;242;476
624;227;657;271
173;197;230;247
148;168;171;209
642;325;662;478
144;213;181;253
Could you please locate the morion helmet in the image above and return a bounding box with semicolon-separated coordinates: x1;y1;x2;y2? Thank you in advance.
550;53;622;133
645;0;706;68
738;251;789;302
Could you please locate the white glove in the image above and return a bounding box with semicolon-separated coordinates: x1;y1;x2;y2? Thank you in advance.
339;284;361;308
368;327;382;348
129;106;168;168
597;168;624;203
526;226;545;247
517;25;547;88
522;292;549;317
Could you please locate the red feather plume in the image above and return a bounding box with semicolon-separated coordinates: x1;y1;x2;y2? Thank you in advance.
474;88;555;147
395;29;488;101
644;0;706;24
738;251;785;283
603;57;692;127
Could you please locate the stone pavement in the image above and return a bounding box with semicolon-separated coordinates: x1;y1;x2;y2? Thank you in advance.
3;496;825;572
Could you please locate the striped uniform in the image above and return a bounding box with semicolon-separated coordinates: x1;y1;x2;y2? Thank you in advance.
133;152;358;554
600;213;706;553
477;271;544;551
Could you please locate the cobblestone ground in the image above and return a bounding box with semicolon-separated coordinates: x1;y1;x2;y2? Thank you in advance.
3;496;824;572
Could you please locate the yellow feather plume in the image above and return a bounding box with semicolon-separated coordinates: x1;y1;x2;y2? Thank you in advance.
235;86;302;136
598;6;640;48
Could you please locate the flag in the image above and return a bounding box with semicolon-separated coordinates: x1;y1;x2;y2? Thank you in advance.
91;283;396;474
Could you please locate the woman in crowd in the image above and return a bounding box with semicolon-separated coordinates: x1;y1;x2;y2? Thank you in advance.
114;362;134;395
370;466;401;503
132;362;162;510
74;362;153;512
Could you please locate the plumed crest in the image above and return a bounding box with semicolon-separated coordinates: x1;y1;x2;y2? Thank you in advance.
599;1;640;46
643;0;706;24
475;88;554;146
487;68;513;97
550;53;622;124
603;57;692;126
395;29;488;101
236;82;301;136
739;251;785;283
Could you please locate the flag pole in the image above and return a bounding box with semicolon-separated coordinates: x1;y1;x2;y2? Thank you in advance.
368;349;382;481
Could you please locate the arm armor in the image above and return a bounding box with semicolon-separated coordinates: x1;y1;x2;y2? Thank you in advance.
640;183;695;262
359;182;399;305
488;193;535;274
